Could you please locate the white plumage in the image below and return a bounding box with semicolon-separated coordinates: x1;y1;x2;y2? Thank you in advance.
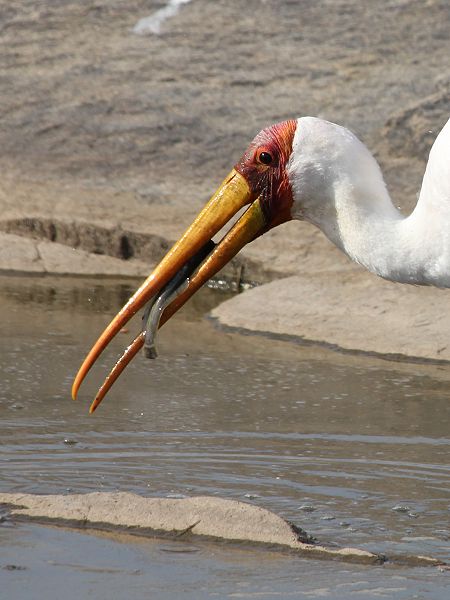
288;116;450;286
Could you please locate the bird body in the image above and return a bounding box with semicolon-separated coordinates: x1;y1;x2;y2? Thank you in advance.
288;117;450;286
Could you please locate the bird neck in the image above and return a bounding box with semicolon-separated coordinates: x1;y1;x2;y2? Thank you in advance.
289;117;450;286
328;164;450;286
335;134;450;286
332;181;420;283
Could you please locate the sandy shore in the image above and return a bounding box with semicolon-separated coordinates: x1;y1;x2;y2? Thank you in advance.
1;0;449;360
2;491;446;567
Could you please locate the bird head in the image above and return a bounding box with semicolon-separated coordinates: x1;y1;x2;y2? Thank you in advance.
72;119;303;410
234;119;297;232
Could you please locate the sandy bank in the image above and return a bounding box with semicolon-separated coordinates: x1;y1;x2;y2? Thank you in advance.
211;269;450;363
1;492;445;567
1;1;449;360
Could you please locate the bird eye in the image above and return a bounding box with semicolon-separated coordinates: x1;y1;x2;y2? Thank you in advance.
258;151;273;166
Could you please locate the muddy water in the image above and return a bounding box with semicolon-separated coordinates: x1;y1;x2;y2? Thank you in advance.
1;276;449;598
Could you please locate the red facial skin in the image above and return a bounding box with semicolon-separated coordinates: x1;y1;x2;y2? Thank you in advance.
235;120;297;233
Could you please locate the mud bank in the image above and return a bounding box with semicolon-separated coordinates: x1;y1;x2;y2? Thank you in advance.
1;1;449;357
0;492;446;568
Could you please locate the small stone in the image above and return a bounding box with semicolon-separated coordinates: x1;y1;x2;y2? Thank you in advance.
392;505;410;513
298;504;316;512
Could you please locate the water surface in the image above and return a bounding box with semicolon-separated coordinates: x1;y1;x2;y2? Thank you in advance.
0;276;449;597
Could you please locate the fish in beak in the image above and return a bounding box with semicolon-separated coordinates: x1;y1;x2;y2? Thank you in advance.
72;120;297;412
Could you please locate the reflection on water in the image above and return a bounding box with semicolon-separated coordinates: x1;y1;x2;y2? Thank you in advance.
0;276;449;570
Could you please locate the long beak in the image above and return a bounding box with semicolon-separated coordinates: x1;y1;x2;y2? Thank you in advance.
72;168;267;407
